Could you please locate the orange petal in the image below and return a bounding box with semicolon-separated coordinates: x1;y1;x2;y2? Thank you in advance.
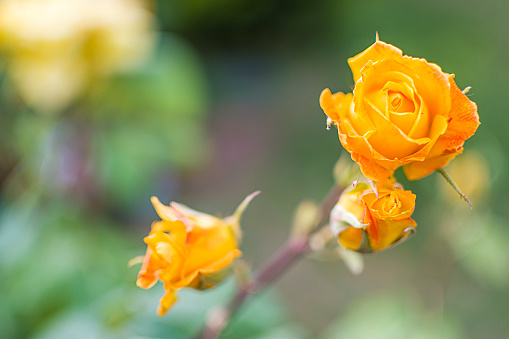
338;227;363;251
351;152;393;182
136;248;161;289
403;147;462;180
365;211;379;244
368;218;417;252
348;39;403;83
353;58;449;160
362;189;416;221
151;196;179;221
338;125;401;172
399;114;448;164
136;275;158;289
197;249;242;275
320;88;339;122
403;78;478;180
157;288;178;316
441;76;480;147
320;89;353;124
397;57;451;119
173;271;200;290
174;249;242;290
145;231;186;261
150;220;187;241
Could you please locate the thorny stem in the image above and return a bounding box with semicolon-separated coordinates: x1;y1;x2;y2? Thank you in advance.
198;184;343;339
436;168;472;210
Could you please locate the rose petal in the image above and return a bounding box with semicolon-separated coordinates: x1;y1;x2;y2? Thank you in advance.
338;227;363;251
351;152;393;182
320;89;376;136
320;88;343;123
136;248;159;289
353;60;440;159
350;52;452;160
368;218;417;252
400;114;448;163
403;77;479;180
439;76;480;147
361;190;416;220
179;226;238;279
403;149;462;180
348;39;403;83
151;196;180;221
407;93;428;139
145;229;187;261
173;249;241;290
157;289;177;316
363;97;430;159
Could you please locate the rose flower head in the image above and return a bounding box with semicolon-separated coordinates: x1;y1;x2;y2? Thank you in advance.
330;181;417;253
320;36;480;183
130;192;259;316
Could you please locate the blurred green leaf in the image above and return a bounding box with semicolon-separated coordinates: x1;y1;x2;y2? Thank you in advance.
322;293;463;339
123;281;306;338
225;288;307;338
32;310;103;339
88;34;211;208
91;33;208;121
444;213;509;288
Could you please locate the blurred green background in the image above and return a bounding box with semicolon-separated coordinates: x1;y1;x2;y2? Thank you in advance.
0;0;507;338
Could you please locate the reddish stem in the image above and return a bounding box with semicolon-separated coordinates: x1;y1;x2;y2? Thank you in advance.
199;184;342;339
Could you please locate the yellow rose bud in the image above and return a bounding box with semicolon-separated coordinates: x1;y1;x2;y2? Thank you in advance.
132;192;258;316
320;37;480;183
331;182;417;252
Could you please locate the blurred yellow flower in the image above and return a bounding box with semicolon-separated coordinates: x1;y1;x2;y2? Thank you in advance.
0;0;154;112
131;192;259;316
331;182;417;252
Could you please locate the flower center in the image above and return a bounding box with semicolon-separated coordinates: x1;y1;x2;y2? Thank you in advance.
376;192;401;216
390;93;402;109
387;90;414;114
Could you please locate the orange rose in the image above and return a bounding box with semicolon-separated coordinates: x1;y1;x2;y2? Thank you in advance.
320;38;480;182
131;192;258;315
330;182;417;252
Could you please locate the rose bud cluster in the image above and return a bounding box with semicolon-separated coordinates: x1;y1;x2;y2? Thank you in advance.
330;181;417;253
321;37;480;253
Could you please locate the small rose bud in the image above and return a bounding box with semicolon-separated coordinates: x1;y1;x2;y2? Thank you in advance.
330;181;417;253
132;192;258;316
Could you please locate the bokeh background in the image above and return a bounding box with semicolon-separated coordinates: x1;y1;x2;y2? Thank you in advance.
0;0;507;338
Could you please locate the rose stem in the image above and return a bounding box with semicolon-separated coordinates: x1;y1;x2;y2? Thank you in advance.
436;168;472;210
196;184;343;339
